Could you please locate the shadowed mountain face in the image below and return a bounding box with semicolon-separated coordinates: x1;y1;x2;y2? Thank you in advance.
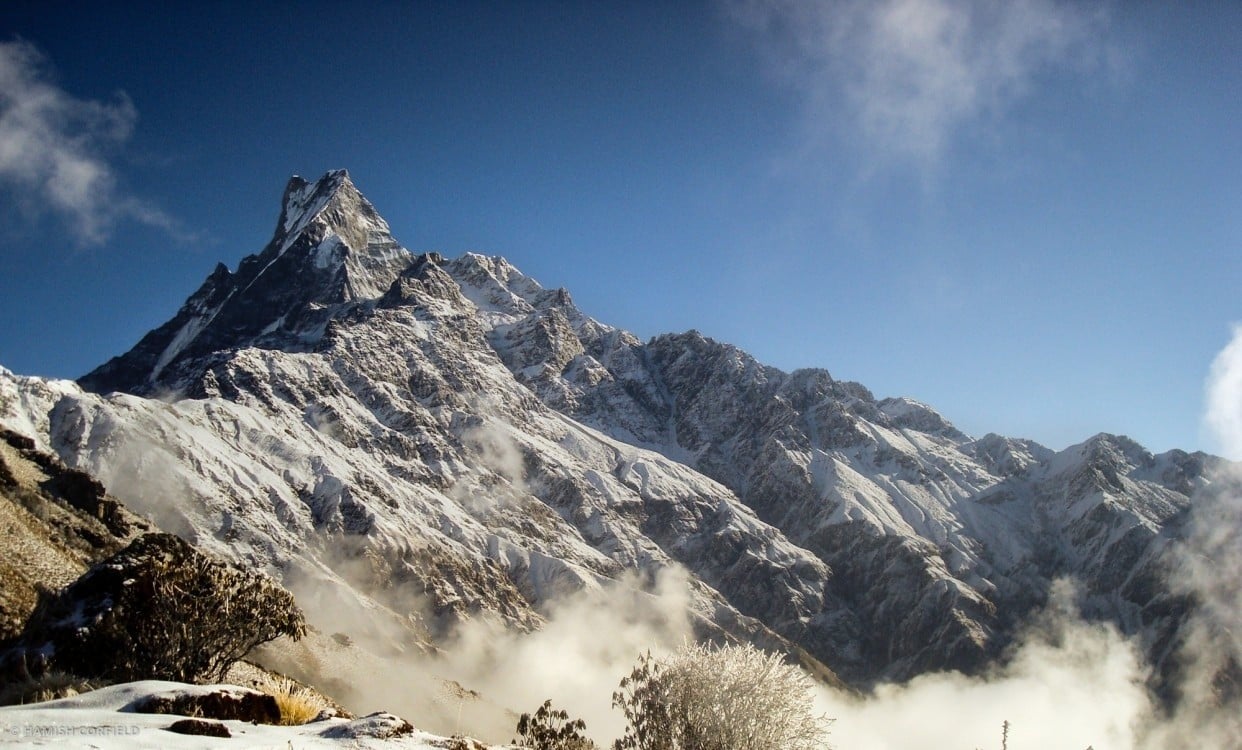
4;171;1216;689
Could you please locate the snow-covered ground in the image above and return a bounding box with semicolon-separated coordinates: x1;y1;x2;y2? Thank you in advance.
0;682;478;749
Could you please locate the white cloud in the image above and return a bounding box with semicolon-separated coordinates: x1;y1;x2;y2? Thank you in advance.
0;39;185;245
727;0;1115;168
1205;324;1242;460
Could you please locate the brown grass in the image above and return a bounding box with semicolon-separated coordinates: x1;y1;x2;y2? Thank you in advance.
261;676;328;725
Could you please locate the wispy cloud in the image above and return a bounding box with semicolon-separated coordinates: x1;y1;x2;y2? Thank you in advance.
727;0;1116;169
0;39;188;246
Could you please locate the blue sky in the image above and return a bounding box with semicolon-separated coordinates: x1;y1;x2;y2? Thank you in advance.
0;1;1238;456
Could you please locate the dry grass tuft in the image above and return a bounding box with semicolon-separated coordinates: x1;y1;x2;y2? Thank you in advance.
262;676;329;725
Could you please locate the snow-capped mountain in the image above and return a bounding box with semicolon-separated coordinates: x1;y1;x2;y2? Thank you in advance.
0;170;1214;694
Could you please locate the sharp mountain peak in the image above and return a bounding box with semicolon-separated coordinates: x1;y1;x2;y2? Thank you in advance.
80;170;411;395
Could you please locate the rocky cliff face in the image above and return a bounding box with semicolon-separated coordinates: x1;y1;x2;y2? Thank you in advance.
0;171;1218;692
498;318;1208;682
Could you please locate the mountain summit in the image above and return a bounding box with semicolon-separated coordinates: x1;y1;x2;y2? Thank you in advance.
4;172;1220;718
81;170;411;394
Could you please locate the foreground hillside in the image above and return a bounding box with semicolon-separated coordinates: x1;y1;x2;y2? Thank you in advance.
0;171;1229;742
0;434;486;747
0;427;154;639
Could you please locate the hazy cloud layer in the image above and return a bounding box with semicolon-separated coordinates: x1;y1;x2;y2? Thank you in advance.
817;583;1154;750
283;561;694;744
1154;323;1242;748
436;566;693;741
727;0;1115;168
0;39;184;245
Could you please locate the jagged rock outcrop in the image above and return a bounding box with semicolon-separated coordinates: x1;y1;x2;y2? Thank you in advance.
131;684;281;725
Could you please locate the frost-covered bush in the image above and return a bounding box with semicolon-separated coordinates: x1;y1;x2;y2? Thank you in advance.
612;643;831;750
513;699;597;749
9;533;306;683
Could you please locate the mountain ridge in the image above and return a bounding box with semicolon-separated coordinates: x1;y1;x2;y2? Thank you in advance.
1;171;1220;720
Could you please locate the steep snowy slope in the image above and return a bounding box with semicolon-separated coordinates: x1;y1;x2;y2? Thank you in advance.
1;170;1217;696
3;173;840;689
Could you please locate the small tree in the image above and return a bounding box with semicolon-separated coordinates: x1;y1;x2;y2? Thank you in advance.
11;533;306;683
612;652;675;750
513;699;596;750
612;642;831;750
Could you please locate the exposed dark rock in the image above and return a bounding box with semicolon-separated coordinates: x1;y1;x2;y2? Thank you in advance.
166;718;232;737
1;429;35;452
41;468;129;536
134;687;280;724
